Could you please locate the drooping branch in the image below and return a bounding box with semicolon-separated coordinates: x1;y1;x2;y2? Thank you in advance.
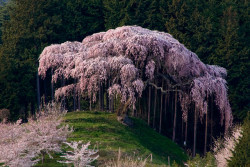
148;82;182;93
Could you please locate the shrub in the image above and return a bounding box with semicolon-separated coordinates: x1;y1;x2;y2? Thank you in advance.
104;148;152;167
0;108;10;121
228;113;250;167
186;152;216;167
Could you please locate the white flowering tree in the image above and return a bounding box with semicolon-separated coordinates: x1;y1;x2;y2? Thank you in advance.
0;103;73;167
58;141;99;167
38;26;233;156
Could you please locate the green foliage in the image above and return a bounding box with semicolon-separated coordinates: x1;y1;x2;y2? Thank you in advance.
62;0;105;41
0;0;11;44
0;0;64;120
213;3;250;120
186;153;216;167
228;112;250;167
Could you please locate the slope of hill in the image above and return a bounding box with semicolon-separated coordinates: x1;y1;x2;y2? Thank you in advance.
36;111;188;166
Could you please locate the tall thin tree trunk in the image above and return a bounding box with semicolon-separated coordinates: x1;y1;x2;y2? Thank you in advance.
204;106;208;154
43;79;47;104
185;112;188;149
181;117;184;145
210;96;213;144
153;82;157;129
51;70;54;101
78;93;81;111
61;76;65;109
90;96;92;111
36;71;40;111
99;80;102;110
114;96;116;113
73;79;76;111
159;80;164;133
148;86;151;126
193;106;197;157
164;90;168;120
172;91;177;141
101;83;104;111
109;80;112;112
106;81;109;111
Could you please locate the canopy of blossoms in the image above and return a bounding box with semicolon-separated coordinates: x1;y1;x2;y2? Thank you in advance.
38;26;233;131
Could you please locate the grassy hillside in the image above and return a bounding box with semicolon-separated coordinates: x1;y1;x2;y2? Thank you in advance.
36;111;188;166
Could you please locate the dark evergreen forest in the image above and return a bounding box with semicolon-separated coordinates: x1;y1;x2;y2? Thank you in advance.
0;0;249;156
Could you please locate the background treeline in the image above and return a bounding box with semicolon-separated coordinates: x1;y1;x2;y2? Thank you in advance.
0;0;249;121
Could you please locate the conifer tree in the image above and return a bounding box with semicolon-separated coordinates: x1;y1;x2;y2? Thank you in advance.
0;0;64;119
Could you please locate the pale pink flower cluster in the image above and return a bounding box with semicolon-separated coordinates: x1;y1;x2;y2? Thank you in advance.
108;84;121;98
38;26;232;129
0;103;73;167
145;60;155;80
190;75;232;130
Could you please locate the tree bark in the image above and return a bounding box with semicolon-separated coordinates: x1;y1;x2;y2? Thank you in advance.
159;80;164;133
148;86;151;126
172;91;177;141
51;70;54;101
106;80;109;111
181;117;184;145
101;83;104;110
73;79;76;111
164;89;168;121
185;112;188;149
89;96;92;111
153;85;157;129
204;106;208;154
36;71;40;111
99;80;102;110
78;92;81;111
43;79;47;104
193;106;197;157
210;95;213;145
61;76;65;110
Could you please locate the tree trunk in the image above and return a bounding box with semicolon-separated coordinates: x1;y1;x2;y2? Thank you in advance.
114;96;116;113
73;79;76;111
36;71;40;111
89;96;92;111
210;95;213;144
51;70;54;101
61;76;65;109
181;117;184;145
78;93;81;111
185;112;188;149
153;82;157;129
99;80;102;110
159;80;164;133
43;79;47;104
106;81;109;111
204;107;208;155
148;86;151;126
172;91;177;141
164;90;168;121
105;91;109;111
193;106;197;157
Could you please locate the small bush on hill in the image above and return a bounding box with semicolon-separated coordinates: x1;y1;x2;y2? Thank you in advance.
228;112;250;167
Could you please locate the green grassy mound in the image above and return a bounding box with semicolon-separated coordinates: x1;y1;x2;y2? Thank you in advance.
36;111;187;166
